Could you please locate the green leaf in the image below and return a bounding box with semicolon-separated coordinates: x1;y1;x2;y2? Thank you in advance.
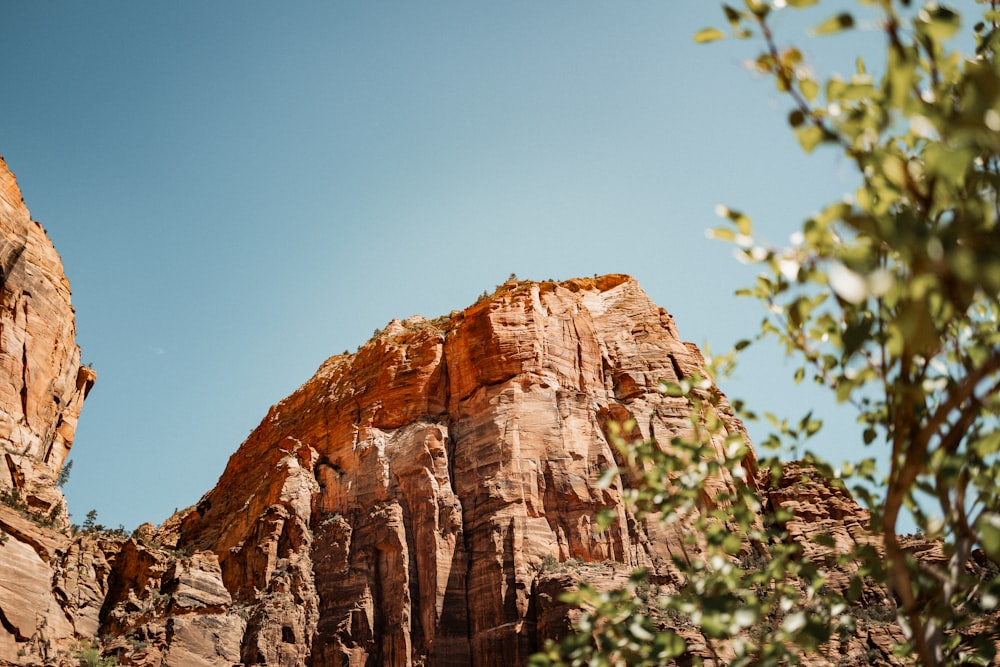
718;205;753;235
596;466;619;489
708;225;736;242
811;532;836;547
744;0;769;18
796;124;824;153
733;212;752;235
658;632;686;658
694;27;726;44
842;318;873;356
925;143;975;188
799;78;819;101
880;153;907;189
811;12;854;36
723;4;742;26
595;508;619;531
785;0;819;6
973;431;1000;457
885;45;917;109
896;298;939;356
661;382;685;397
917;6;961;43
980;514;1000;564
722;532;742;554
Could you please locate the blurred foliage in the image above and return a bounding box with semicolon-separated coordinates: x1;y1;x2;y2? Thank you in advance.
532;1;1000;665
73;639;119;667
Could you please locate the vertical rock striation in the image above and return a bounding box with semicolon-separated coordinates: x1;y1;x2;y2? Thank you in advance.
177;274;757;666
0;156;94;521
0;155;972;666
0;156;97;664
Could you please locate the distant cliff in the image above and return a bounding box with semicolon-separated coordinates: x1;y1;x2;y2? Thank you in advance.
0;156;965;666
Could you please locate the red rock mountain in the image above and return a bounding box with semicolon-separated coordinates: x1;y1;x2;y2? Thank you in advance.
0;156;939;666
172;272;756;666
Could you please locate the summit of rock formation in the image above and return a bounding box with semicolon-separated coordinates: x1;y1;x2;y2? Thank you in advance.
170;273;757;666
0;155;989;666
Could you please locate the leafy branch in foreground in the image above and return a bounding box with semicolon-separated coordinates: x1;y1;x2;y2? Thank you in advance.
535;1;1000;666
709;1;1000;663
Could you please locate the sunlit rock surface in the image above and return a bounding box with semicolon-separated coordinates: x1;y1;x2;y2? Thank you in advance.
174;273;756;666
0;156;95;664
0;155;94;523
0;155;984;666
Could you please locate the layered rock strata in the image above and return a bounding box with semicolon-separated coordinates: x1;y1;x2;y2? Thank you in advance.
0;156;95;522
174;273;757;666
0;155;983;666
0;156;97;664
0;153;759;665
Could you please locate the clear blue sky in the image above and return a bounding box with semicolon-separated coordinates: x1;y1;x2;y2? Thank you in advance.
1;2;909;529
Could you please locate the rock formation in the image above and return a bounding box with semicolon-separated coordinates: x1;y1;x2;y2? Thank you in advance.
169;273;758;667
0;155;98;664
0;155;991;666
0;156;95;522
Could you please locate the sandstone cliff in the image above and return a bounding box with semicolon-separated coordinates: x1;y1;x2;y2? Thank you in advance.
0;156;95;521
167;273;758;667
0;155;99;663
0;155;982;666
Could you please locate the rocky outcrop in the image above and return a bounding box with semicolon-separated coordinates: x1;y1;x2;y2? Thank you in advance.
0;155;990;666
173;273;756;666
0;156;97;665
0;151;755;665
0;156;95;522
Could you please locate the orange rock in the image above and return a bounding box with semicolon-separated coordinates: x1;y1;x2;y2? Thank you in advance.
0;155;94;523
174;274;758;666
0;157;989;666
0;156;95;664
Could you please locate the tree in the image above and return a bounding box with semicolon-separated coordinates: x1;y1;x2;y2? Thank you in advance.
533;1;1000;665
57;459;73;488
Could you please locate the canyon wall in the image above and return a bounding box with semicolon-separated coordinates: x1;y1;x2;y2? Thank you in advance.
0;155;95;521
173;273;756;666
0;155;948;666
0;156;98;664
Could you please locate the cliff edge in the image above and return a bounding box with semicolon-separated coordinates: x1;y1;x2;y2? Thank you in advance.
0;155;97;663
170;272;756;666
